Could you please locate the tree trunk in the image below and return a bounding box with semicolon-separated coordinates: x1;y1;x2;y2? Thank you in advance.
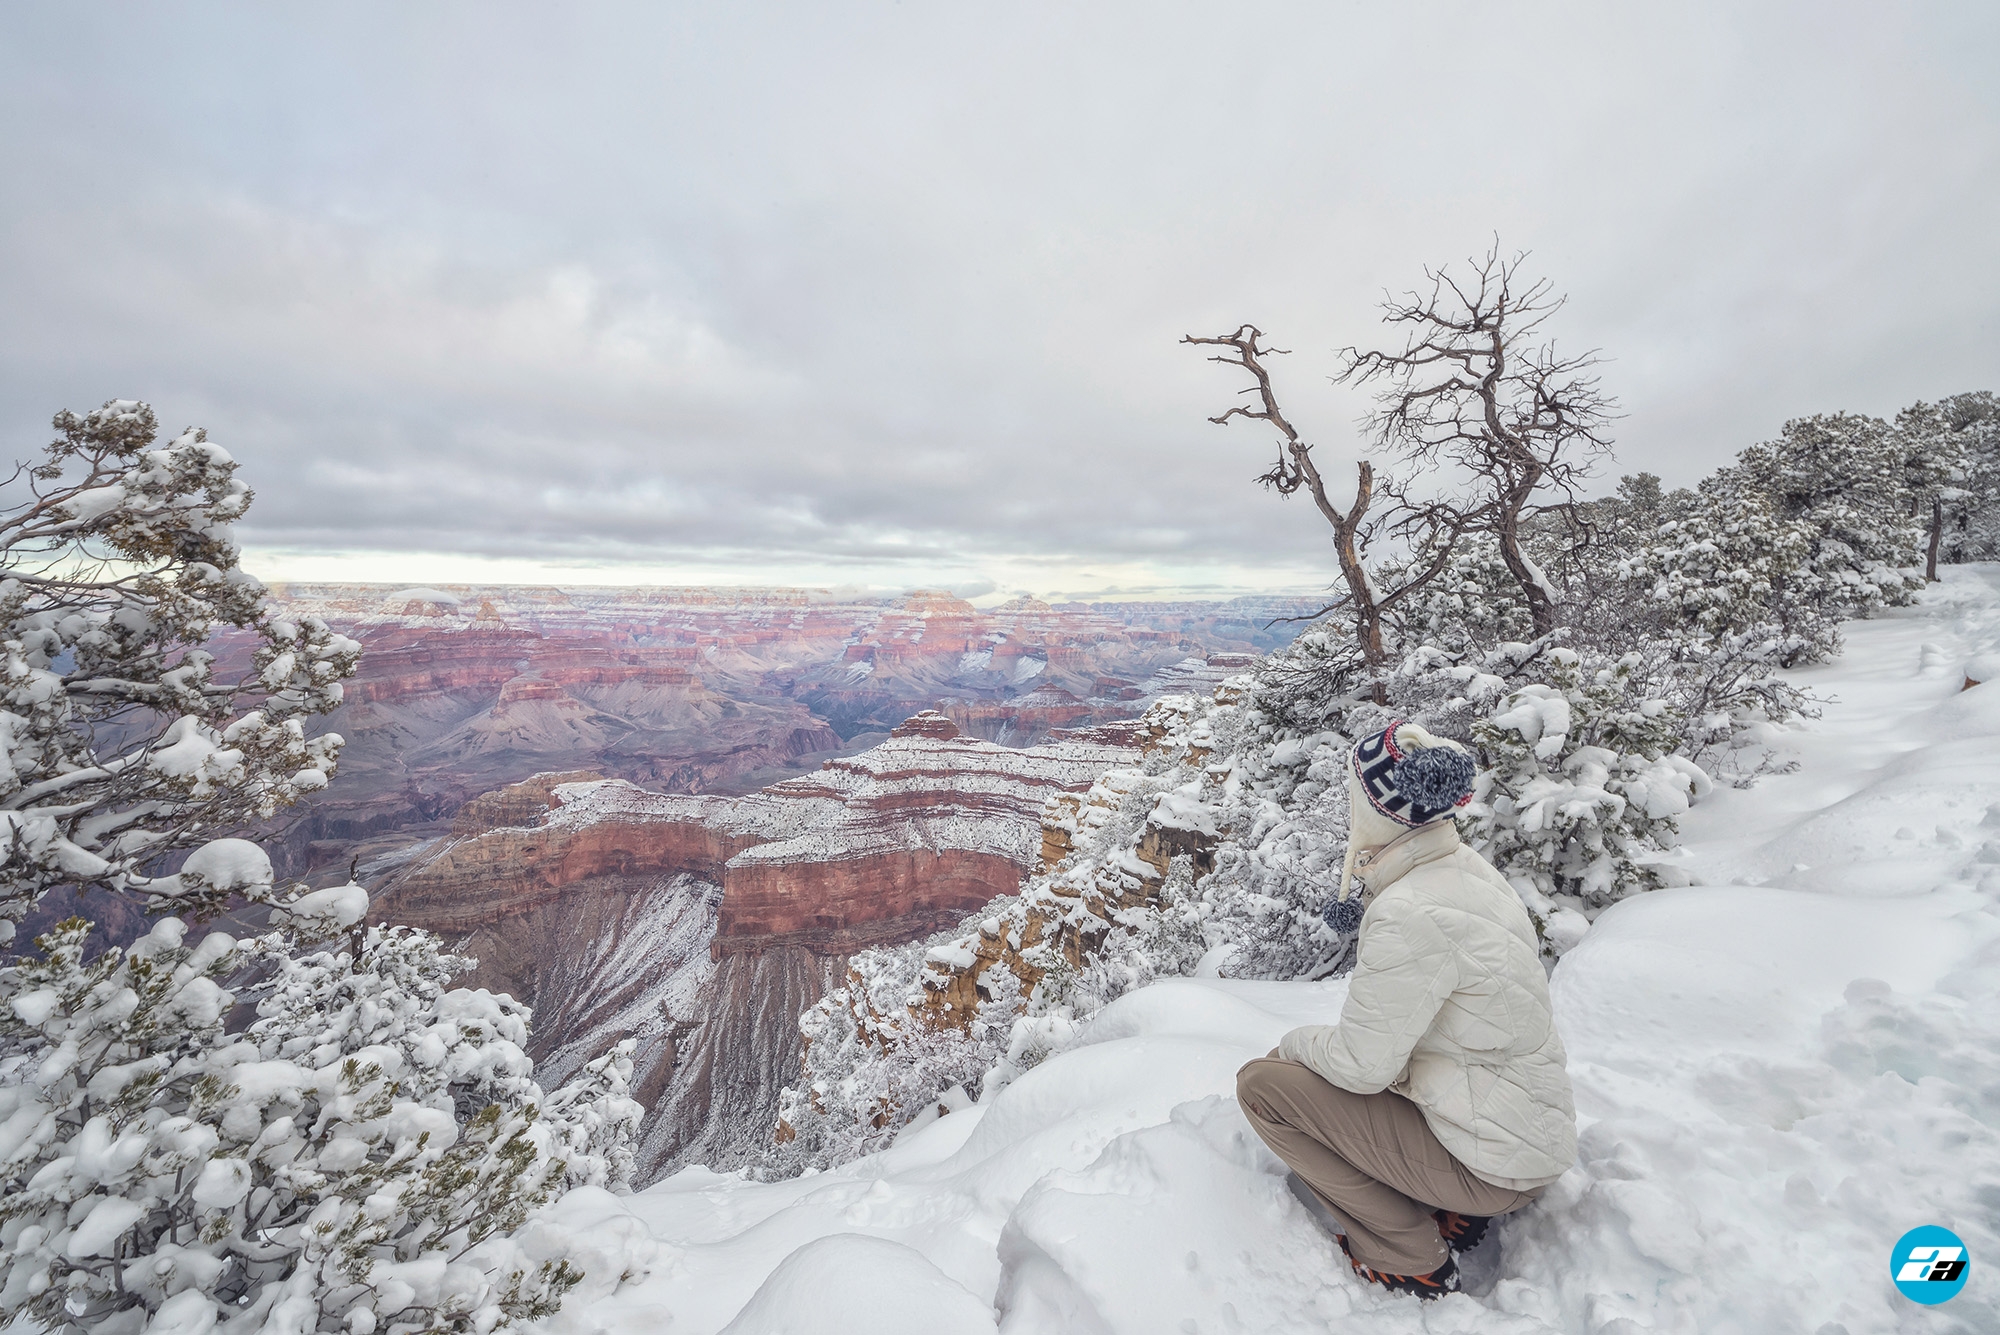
1493;504;1556;635
1330;463;1386;666
1927;495;1943;581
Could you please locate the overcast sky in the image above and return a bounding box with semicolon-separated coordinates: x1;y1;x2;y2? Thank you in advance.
1;3;1994;601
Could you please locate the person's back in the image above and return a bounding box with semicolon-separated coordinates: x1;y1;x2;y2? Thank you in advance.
1235;721;1578;1299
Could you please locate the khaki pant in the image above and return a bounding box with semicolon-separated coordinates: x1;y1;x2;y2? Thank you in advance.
1236;1054;1541;1275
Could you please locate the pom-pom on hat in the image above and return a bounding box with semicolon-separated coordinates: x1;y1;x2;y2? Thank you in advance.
1351;719;1475;829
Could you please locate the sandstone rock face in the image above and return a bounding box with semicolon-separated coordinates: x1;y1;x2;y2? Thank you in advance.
382;711;1136;953
452;769;606;834
375;787;748;942
373;711;1143;1181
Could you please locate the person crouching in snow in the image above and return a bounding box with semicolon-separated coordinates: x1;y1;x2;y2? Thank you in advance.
1236;720;1577;1299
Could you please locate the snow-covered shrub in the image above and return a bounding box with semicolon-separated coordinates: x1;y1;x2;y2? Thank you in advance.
1248;624;1372;734
0;402;651;1335
0;401;359;942
1624;631;1819;781
774;955;1005;1172
1466;649;1711;955
1596;487;1828;775
0;881;643;1335
536;1045;646;1195
1270;634;1714;949
1379;481;1830;778
1189;737;1349;983
1384;533;1539;654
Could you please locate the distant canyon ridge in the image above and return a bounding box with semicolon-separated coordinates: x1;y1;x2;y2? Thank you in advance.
264;583;1309;883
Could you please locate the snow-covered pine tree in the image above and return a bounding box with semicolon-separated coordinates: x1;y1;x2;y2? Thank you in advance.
776;973;996;1173
0;869;644;1335
0;401;359;942
1613;482;1840;681
1892;400;1971;581
1931;392;2000;564
1544;473;1673;650
1246;623;1375;735
1725;411;1924;615
0;403;645;1335
1615;488;1813;642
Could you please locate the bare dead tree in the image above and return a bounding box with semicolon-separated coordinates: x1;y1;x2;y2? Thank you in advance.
1183;325;1464;665
1336;243;1617;635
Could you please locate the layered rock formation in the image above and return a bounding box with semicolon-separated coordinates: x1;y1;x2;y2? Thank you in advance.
373;712;1141;1180
708;711;1140;954
259;584;1311;882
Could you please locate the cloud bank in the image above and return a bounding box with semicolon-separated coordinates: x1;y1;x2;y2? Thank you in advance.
1;2;1993;598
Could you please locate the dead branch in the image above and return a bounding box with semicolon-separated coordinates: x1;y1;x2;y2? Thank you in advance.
1184;325;1473;667
1334;240;1618;634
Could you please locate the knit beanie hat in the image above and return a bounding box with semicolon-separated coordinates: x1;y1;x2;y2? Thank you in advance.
1325;720;1475;925
1351;719;1476;829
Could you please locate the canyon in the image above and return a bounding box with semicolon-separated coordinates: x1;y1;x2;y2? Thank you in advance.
251;583;1305;1181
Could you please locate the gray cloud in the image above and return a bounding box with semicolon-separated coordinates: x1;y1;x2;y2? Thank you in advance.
1;2;1994;596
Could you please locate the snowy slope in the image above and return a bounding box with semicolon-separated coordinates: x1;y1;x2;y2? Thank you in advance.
543;567;2000;1335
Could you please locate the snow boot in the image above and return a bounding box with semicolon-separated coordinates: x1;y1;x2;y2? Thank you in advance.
1433;1209;1492;1253
1336;1234;1460;1300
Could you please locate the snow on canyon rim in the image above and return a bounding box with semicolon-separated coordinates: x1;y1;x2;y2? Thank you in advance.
535;567;2000;1335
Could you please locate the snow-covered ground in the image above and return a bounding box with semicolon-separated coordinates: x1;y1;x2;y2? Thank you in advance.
541;568;2000;1335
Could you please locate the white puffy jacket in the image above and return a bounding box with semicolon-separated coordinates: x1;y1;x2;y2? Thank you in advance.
1278;817;1577;1190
